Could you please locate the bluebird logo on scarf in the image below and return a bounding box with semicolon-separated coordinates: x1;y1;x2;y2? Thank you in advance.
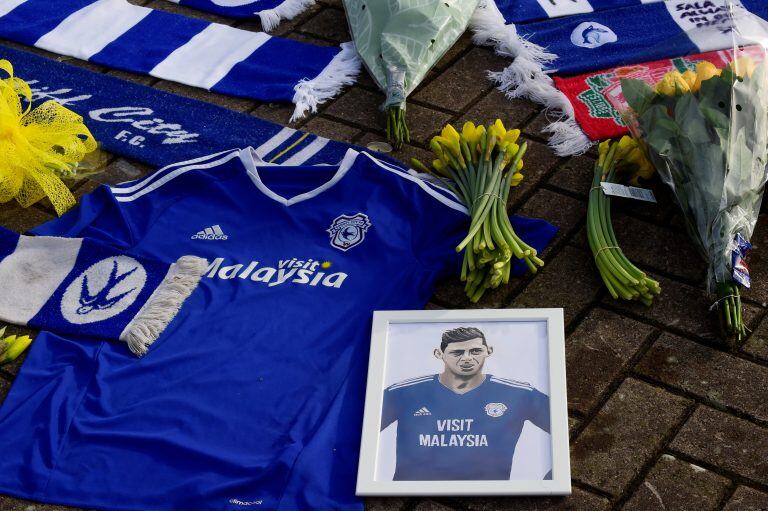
571;22;618;48
61;256;147;324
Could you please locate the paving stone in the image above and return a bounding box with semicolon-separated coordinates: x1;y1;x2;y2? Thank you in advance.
325;88;451;144
743;317;768;362
145;0;234;24
461;487;611;511
412;501;457;511
515;189;585;256
104;69;156;86
251;101;298;127
570;378;692;496
364;498;408;511
670;406;768;485
636;333;768;422
153;81;255;112
609;214;705;282
458;89;539;130
512;246;603;326
621;454;730;511
508;140;563;209
547;154;595;197
304;116;362;143
413;48;505;112
238;3;323;36
0;203;53;234
722;486;768;511
0;495;89;511
298;7;350;43
0;375;10;405
566;309;654;415
605;273;762;342
431;272;526;310
744;213;768;306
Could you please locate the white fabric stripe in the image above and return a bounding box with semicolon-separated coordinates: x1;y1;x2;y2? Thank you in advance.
112;150;237;194
150;24;271;90
254;127;297;158
0;236;83;324
490;377;533;390
281;137;329;165
535;0;592;18
116;151;241;202
666;0;748;52
374;157;465;206
35;0;151;61
362;153;469;216
0;0;27;18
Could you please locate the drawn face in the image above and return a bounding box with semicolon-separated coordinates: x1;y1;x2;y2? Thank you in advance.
436;338;492;377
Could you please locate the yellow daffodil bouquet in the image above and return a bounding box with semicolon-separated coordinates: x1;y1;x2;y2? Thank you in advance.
0;60;97;215
0;326;32;365
411;120;543;302
620;55;768;340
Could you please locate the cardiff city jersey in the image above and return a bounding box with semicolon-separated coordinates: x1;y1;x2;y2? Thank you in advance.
382;374;550;480
0;148;470;511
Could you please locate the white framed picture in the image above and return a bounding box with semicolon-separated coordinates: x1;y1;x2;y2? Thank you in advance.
356;308;570;497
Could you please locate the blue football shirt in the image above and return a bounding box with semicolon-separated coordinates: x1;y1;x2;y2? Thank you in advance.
0;148;469;511
382;374;550;481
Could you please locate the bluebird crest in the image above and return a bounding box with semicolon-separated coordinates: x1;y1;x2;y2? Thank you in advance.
77;260;139;315
327;213;372;251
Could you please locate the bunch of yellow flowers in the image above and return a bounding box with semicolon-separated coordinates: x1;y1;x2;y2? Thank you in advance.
655;57;755;96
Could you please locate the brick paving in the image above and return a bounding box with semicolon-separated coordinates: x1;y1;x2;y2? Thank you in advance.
1;0;768;510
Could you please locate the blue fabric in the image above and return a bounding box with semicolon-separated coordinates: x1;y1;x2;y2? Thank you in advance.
0;44;352;170
382;375;550;480
0;149;557;511
497;0;768;75
92;10;209;74
0;0;91;45
0;0;341;104
0;227;20;263
497;0;650;24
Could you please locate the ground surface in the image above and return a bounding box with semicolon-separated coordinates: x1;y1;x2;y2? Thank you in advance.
1;0;767;510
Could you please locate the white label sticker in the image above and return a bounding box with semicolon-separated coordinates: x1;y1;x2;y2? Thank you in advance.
600;182;657;203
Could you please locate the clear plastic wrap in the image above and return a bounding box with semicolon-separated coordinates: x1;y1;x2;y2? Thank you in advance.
614;5;768;339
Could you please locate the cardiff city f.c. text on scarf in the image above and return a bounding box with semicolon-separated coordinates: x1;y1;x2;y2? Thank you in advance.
0;0;360;121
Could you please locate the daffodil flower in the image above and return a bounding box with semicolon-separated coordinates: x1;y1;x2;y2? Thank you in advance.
693;61;721;92
0;327;33;365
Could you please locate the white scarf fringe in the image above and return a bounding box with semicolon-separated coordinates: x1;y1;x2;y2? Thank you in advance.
258;0;317;32
120;256;209;357
470;0;593;156
291;41;361;122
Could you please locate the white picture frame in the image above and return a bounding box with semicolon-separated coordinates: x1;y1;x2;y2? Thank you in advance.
356;308;570;497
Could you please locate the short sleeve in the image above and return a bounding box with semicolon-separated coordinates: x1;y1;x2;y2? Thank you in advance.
527;389;551;434
381;386;401;431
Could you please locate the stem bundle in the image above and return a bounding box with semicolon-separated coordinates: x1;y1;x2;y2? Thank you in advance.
386;105;409;150
587;141;661;305
415;121;544;302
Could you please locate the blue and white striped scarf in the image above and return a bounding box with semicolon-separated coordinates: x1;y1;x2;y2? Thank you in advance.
0;0;359;121
470;0;768;155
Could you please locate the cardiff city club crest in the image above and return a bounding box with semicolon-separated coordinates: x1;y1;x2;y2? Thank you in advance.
327;213;372;252
61;256;147;324
485;402;508;418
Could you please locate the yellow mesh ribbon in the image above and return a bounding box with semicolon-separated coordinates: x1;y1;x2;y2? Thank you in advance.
0;59;97;215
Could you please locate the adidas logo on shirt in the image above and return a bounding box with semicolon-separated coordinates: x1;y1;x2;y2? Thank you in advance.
192;225;228;241
413;407;432;417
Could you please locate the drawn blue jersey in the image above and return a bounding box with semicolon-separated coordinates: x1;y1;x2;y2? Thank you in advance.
0;148;471;511
382;374;550;480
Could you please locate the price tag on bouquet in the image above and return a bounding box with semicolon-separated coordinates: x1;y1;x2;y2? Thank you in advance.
600;183;657;203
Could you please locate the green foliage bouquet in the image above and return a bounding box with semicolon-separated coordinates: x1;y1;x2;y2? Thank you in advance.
621;54;768;340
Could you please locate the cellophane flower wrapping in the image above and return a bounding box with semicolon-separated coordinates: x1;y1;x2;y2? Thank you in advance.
616;9;768;308
343;0;478;110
